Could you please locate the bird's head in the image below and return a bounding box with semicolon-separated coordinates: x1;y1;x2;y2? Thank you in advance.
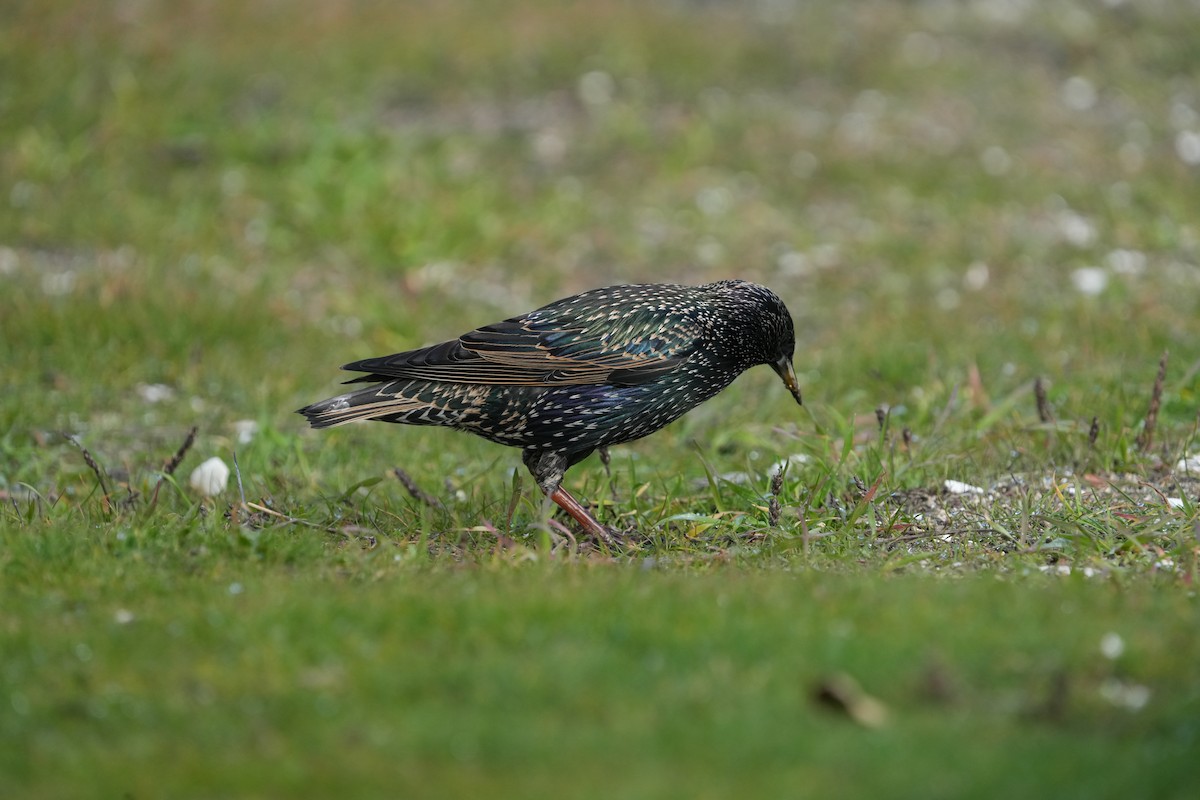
710;280;802;406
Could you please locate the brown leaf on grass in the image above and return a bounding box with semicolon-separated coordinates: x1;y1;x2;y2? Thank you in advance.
917;655;959;705
812;672;889;729
968;362;989;410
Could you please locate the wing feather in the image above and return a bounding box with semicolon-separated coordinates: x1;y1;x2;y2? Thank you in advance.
342;287;702;387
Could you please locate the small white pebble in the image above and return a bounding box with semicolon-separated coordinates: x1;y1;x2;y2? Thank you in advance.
777;250;812;276
233;419;259;444
943;479;984;495
1175;130;1200;166
532;128;567;165
228;582;244;596
695;186;733;217
189;456;230;496
0;246;18;275
1105;248;1146;276
578;70;615;107
1100;679;1151;711
114;609;135;625
770;454;810;477
1100;632;1125;660
137;383;175;403
1061;75;1098;111
963;261;990;291
1057;210;1097;247
1170;101;1199;129
936;287;960;310
1166;497;1185;509
1071;267;1108;296
41;270;76;296
1038;564;1072;576
1174;454;1200;474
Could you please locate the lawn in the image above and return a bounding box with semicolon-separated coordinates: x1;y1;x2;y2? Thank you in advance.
2;1;1199;796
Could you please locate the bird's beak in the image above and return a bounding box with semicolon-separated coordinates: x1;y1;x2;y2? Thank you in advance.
771;356;803;406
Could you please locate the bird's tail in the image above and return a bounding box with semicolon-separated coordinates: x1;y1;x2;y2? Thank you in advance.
296;385;424;429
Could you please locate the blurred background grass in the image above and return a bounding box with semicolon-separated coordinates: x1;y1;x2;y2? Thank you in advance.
4;0;1199;545
3;1;1200;795
4;0;1198;436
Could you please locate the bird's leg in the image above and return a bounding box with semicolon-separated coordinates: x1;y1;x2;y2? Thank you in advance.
523;449;619;546
597;445;620;501
548;485;617;545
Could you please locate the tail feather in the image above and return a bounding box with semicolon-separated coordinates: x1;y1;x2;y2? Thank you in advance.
297;387;424;429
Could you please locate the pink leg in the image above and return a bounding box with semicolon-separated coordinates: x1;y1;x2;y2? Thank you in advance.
549;486;619;545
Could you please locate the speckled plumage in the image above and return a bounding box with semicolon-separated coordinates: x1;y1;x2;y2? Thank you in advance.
298;280;802;540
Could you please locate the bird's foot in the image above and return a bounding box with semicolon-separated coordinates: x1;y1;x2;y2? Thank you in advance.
591;523;630;550
598;446;612;479
597;446;621;501
548;486;630;550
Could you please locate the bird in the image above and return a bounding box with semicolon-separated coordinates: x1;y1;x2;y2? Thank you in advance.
298;280;802;542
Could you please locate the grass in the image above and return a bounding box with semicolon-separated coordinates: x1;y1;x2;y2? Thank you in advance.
4;558;1198;799
3;0;1200;795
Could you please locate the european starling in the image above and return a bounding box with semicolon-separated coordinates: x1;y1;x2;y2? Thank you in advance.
298;280;802;540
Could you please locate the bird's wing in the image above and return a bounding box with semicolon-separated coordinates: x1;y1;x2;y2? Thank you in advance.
341;302;702;387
